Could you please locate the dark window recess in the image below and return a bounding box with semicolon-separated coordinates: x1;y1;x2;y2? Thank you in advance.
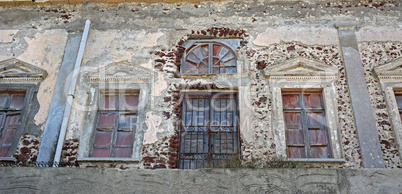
395;94;402;121
183;43;237;74
90;93;138;158
179;93;240;169
282;91;331;158
0;92;25;157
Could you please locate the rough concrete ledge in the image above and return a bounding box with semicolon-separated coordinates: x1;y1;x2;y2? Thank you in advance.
0;167;401;193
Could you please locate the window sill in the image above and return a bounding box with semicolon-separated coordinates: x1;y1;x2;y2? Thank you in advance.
77;157;140;163
181;73;246;79
283;158;346;163
0;157;17;162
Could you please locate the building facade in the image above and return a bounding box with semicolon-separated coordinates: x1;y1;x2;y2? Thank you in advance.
0;0;401;169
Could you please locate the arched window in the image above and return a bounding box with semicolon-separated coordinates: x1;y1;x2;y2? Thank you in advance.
182;43;237;74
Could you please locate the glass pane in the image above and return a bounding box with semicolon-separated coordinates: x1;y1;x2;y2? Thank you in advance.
92;148;109;157
116;132;134;146
225;67;236;73
212;133;237;154
119;114;137;130
310;146;329;158
284;112;301;128
0;128;16;146
99;95;117;110
120;95;138;110
181;133;208;154
97;114;115;129
282;95;300;108
304;94;322;108
286;129;304;145
9;95;25;109
213;44;220;56
287;147;306;158
0;94;9;109
114;148;132;158
201;45;209;57
191;47;204;60
307;113;325;126
395;94;402;108
5;115;20;128
224;59;236;67
222;51;235;62
198;61;208;74
185;61;198;74
187;52;200;63
94;131;112;146
309;129;328;144
217;46;229;58
0;146;11;157
213;58;222;66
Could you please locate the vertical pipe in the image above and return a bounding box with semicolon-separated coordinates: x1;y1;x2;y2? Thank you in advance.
53;20;91;166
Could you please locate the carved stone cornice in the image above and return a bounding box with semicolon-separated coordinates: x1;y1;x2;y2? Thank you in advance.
87;61;152;84
264;57;338;80
0;58;47;84
374;57;402;81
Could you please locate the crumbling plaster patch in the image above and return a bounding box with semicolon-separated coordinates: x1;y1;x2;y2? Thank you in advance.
253;26;339;46
15;30;67;126
83;29;163;66
143;111;164;145
0;30;18;43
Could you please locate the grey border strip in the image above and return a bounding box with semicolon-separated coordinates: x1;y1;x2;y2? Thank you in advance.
77;157;140;162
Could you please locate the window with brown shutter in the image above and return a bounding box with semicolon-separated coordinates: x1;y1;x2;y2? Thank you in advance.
0;92;25;157
90;92;138;158
282;90;331;158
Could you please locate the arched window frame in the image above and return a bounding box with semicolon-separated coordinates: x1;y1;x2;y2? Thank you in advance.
181;40;240;75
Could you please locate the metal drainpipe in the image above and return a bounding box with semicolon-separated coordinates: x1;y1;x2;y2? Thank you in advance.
53;20;91;166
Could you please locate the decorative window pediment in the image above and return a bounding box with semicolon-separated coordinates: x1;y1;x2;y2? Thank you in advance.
264;57;338;80
266;57;344;161
373;57;402;158
374;57;402;80
0;58;47;83
87;61;152;83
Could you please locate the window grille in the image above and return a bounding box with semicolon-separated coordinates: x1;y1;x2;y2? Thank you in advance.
179;93;240;169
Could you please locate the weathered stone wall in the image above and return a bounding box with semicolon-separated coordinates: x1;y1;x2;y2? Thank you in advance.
0;0;401;168
0;167;401;193
359;42;402;168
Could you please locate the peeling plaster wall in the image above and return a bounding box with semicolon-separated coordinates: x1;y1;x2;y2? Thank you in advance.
0;29;67;128
0;0;401;168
